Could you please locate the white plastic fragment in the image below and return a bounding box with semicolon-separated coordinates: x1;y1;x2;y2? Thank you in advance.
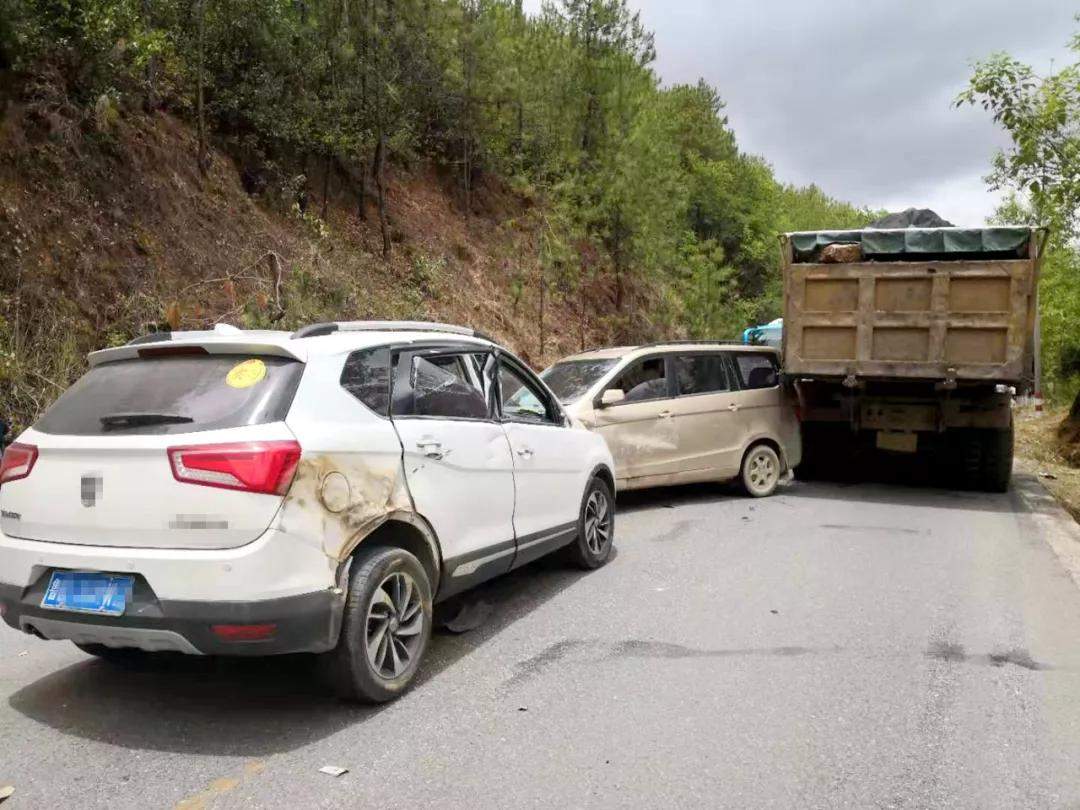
0;785;14;804
318;766;348;777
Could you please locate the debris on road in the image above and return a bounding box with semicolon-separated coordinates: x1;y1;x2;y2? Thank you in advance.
1040;471;1059;480
0;785;14;804
318;766;348;777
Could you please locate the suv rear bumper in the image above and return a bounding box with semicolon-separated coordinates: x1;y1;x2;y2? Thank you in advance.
0;528;343;655
0;581;341;655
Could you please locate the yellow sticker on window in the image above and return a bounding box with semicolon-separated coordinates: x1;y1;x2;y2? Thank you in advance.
226;359;267;389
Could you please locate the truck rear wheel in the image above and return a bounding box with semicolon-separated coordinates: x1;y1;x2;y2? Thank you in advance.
954;425;1013;493
980;422;1014;493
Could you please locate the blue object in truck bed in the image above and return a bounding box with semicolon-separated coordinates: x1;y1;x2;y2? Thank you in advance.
743;318;783;349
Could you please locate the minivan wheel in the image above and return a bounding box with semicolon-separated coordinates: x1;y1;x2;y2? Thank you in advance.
326;545;432;703
742;444;781;497
566;477;615;570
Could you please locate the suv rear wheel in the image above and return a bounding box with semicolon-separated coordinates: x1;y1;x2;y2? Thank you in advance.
327;545;433;703
566;477;615;570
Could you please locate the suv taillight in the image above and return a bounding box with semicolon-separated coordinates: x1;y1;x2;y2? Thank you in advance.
0;443;38;484
167;441;301;495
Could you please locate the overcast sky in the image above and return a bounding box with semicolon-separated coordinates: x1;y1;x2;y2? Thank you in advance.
523;0;1076;225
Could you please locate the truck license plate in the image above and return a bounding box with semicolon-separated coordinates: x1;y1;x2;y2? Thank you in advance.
877;431;918;453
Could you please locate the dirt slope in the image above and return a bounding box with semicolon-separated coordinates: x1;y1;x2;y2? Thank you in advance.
0;88;624;430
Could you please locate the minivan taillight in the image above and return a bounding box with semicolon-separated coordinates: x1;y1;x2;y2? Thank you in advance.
0;443;38;484
167;441;301;495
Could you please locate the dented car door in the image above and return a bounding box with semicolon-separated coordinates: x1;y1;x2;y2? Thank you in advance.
591;354;681;484
391;347;517;591
496;355;583;567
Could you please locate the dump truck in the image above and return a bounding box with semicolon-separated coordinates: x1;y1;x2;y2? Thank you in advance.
781;225;1045;492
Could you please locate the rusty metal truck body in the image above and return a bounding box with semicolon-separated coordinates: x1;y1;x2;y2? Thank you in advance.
781;226;1043;491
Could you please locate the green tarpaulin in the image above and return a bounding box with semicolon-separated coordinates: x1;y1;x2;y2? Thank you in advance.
788;227;1033;263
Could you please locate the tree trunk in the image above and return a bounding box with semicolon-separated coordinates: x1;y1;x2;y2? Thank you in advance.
538;269;546;360
298;154;309;213
373;133;391;258
580;282;586;351
195;0;208;175
142;0;158;112
321;152;332;220
268;252;286;321
357;155;368;221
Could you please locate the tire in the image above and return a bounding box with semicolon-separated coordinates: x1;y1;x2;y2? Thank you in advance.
325;545;433;704
742;443;781;497
980;422;1014;493
565;477;615;570
958;429;985;491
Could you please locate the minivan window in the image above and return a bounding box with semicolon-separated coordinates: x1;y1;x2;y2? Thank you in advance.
734;353;779;390
35;355;304;436
541;358;618;403
613;357;669;403
675;354;730;396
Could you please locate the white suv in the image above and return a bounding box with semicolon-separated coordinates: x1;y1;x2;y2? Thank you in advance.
0;322;616;702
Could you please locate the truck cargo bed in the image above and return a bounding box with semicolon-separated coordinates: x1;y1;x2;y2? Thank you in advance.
782;254;1038;383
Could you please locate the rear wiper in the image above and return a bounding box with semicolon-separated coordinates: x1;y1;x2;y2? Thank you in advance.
99;412;195;429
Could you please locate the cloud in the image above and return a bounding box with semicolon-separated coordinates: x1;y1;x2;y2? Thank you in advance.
523;0;1075;223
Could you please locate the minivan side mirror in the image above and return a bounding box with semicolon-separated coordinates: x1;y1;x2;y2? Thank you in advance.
599;388;626;408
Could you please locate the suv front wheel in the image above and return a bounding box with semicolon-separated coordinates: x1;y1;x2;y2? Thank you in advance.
566;477;615;569
327;545;433;703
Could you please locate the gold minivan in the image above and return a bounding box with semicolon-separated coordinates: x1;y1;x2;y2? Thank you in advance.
540;343;802;497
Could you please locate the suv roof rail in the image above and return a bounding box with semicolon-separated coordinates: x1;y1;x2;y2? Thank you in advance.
634;340;766;350
291;320;496;342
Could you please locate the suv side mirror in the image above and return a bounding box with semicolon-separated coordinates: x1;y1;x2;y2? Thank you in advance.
599;388;626;408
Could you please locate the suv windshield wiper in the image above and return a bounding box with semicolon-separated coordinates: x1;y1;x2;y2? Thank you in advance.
99;412;195;430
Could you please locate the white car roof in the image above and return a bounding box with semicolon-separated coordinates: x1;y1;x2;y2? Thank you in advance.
87;322;497;366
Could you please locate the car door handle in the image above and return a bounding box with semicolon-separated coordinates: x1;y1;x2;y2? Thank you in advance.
516;447;534;459
657;410;672;419
416;440;444;460
728;403;740;412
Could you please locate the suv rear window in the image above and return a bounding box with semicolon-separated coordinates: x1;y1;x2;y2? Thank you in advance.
35;355;304;436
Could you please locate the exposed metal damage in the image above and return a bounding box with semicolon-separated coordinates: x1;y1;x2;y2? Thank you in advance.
280;454;416;563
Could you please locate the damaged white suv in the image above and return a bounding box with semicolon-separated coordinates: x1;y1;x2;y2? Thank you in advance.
0;322;616;702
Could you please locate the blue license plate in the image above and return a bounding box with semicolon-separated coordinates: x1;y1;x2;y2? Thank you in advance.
41;572;134;616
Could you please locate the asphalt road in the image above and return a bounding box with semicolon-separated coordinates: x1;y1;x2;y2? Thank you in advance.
4;473;1080;809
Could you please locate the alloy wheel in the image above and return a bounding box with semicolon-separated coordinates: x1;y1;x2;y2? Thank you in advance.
747;448;778;494
366;571;424;679
584;489;612;554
